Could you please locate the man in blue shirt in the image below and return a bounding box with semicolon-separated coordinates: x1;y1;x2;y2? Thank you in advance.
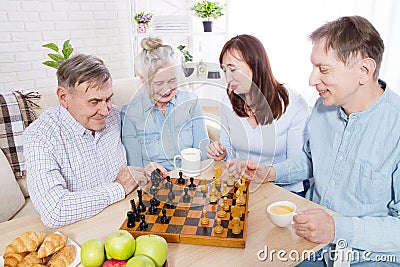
236;16;400;265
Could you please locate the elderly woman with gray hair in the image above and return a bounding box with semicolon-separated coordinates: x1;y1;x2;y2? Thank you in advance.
121;37;209;177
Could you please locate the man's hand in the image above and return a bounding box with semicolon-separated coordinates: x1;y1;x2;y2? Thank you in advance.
225;158;242;178
128;166;148;188
144;162;168;180
293;209;335;244
206;141;227;161
237;160;276;183
114;166;141;196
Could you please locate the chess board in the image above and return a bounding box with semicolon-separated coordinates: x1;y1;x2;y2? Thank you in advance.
120;177;250;248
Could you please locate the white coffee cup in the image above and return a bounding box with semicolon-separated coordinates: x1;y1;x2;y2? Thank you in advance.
173;148;201;177
266;201;297;227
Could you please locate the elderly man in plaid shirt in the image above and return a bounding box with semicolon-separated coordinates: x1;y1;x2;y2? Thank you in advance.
24;54;152;228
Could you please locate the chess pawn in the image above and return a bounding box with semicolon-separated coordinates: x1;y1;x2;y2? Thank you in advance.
214;218;223;234
236;188;245;206
232;217;241;235
221;182;228;197
223;197;230;211
210;179;219;198
217;202;226;218
227;173;235;186
200;210;209;225
200;178;208;194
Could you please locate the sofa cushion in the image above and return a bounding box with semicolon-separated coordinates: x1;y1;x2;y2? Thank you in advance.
0;91;39;197
0;148;25;222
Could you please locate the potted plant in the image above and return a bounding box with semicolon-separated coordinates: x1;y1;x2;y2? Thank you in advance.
177;45;194;77
42;39;74;69
191;0;225;32
134;11;153;33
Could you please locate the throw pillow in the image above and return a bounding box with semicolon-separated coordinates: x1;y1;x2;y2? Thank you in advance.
0;91;39;196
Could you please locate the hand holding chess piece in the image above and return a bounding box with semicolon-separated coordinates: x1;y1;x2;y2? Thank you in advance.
238;160;276;184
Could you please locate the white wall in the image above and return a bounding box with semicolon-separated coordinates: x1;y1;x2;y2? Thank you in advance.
228;0;400;106
0;0;133;93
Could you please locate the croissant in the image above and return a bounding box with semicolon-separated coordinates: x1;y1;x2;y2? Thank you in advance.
17;251;49;266
48;245;76;267
3;252;28;267
37;232;68;258
5;232;46;254
17;264;45;267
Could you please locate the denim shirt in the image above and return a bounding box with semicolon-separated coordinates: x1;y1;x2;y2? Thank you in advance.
121;89;209;171
274;86;400;262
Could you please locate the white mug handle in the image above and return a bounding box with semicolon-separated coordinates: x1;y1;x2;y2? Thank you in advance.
173;155;182;170
291;212;298;225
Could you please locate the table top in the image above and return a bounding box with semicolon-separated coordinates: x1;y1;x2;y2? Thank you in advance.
0;161;336;266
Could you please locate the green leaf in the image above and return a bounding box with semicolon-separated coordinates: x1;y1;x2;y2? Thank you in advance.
42;43;59;52
42;60;59;69
48;53;65;62
62;39;73;59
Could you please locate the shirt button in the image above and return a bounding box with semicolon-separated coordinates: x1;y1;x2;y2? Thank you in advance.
338;156;344;160
331;181;336;186
346;131;351;136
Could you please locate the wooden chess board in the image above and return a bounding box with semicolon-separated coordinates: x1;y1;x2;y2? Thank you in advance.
120;177;250;248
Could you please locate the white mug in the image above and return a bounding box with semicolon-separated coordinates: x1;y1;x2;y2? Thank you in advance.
266;201;297;227
173;148;201;177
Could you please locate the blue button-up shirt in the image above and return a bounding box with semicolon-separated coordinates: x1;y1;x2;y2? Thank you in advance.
275;86;400;263
121;89;209;171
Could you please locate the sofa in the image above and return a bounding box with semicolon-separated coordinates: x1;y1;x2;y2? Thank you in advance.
0;77;220;222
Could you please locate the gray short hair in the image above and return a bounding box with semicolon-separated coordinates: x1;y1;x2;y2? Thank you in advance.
57;54;112;91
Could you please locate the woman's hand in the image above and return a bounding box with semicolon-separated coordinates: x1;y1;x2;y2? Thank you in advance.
144;162;168;180
206;141;227;161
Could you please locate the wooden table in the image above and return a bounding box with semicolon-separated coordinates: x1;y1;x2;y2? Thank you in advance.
0;161;335;266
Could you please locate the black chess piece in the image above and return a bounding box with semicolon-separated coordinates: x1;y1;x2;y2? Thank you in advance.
188;177;197;190
136;188;146;213
151;169;160;187
156;168;164;184
148;198;158;215
150;183;159;195
176;171;185;185
167;182;175;201
160;209;170;224
182;187;191;203
127;211;135;228
164;176;172;189
151;191;160;207
139;214;148;230
130;199;140;222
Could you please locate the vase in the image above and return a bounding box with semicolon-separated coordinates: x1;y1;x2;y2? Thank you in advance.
137;23;146;33
202;21;213;32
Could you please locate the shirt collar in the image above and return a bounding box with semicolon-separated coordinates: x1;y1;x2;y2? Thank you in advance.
338;79;388;121
58;105;101;137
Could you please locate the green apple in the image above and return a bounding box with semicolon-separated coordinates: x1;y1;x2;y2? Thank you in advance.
126;255;156;267
81;239;106;267
134;234;168;267
105;230;136;260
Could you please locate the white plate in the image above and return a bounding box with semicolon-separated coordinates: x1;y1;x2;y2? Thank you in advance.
0;232;81;267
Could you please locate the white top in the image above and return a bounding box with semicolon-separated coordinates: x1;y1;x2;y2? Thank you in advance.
220;87;310;192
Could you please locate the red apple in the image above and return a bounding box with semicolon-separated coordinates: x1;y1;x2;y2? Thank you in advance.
105;230;136;260
126;255;155;267
81;239;105;267
101;259;128;267
134;235;168;267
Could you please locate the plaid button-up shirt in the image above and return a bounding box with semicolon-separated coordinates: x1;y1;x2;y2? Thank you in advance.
24;105;126;228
